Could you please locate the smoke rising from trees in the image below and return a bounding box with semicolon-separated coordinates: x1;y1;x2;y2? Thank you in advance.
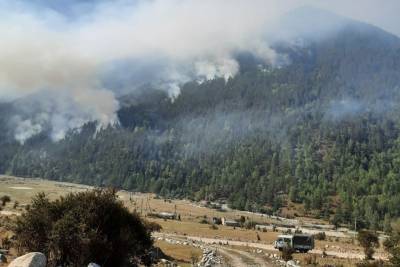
0;0;398;142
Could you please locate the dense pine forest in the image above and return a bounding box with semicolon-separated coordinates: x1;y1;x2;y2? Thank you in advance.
2;16;400;231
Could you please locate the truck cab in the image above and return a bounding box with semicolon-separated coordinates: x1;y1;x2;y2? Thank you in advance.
274;234;314;253
274;235;293;250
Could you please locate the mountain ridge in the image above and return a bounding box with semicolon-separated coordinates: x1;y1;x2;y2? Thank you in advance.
1;13;400;230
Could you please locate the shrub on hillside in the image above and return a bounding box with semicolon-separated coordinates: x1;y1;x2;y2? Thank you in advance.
13;189;153;267
1;236;11;250
357;230;379;260
384;219;400;266
1;195;11;206
281;247;294;261
144;221;162;232
314;232;326;240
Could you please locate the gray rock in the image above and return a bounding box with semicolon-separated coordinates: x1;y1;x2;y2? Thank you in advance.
286;260;300;267
8;252;46;267
0;253;7;263
88;263;101;267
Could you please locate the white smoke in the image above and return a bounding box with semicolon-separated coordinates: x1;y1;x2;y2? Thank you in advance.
0;0;290;143
13;116;44;144
9;89;119;143
195;58;239;82
1;0;378;143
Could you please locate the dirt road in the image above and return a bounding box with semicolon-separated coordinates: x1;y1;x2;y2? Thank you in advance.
155;233;275;266
154;232;387;261
219;247;274;267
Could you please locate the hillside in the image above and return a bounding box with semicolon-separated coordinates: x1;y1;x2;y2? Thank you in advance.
1;10;400;231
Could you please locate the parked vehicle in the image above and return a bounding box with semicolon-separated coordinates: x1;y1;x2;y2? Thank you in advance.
274;234;314;253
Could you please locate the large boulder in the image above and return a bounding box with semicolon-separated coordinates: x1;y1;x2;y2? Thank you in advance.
8;252;46;267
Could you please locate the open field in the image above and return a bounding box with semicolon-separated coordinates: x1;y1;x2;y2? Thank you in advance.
154;240;202;266
0;176;91;206
0;175;390;266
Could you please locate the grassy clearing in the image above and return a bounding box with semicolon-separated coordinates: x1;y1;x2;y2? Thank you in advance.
154;240;202;265
293;253;358;267
0;175;387;266
149;217;279;243
0;176;90;207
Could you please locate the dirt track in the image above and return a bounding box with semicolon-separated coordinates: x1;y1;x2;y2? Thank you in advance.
154;232;388;261
217;247;274;267
155;233;275;266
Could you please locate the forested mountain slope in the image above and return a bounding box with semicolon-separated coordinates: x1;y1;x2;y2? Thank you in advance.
2;13;400;230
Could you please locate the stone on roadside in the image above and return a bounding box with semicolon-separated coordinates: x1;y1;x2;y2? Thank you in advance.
8;252;46;267
0;253;7;263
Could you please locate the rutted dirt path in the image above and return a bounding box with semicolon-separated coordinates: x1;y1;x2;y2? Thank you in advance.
154;232;388;261
217;248;250;267
219;246;273;267
154;232;276;266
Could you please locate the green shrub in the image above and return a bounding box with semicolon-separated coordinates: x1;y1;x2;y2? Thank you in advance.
314;232;326;240
281;247;294;261
357;230;379;260
14;189;153;267
1;195;11;206
199;218;209;224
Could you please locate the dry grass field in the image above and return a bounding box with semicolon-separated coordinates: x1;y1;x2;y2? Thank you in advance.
154;240;202;266
0;176;91;207
0;175;389;266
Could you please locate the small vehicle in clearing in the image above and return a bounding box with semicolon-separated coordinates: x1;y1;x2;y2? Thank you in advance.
274;234;314;253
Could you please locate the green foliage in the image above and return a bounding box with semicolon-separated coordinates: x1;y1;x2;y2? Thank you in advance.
13;189;153;267
281;247;294;261
314;232;326;241
1;236;11;250
384;219;400;266
1;23;400;231
1;195;11;206
144;221;162;232
357;230;379;260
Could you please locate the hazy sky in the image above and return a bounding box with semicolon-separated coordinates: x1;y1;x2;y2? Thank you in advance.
310;0;400;36
1;0;398;143
15;0;400;36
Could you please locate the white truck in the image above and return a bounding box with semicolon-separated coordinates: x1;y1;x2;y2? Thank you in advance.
274;234;314;253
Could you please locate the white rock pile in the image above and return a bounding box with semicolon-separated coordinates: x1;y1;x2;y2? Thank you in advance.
197;249;223;267
264;252;301;267
286;260;301;267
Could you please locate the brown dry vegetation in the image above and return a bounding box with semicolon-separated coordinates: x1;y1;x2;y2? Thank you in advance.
154;240;202;266
0;176;389;266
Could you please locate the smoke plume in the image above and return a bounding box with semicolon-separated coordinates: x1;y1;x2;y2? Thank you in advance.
1;0;397;142
0;0;290;142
